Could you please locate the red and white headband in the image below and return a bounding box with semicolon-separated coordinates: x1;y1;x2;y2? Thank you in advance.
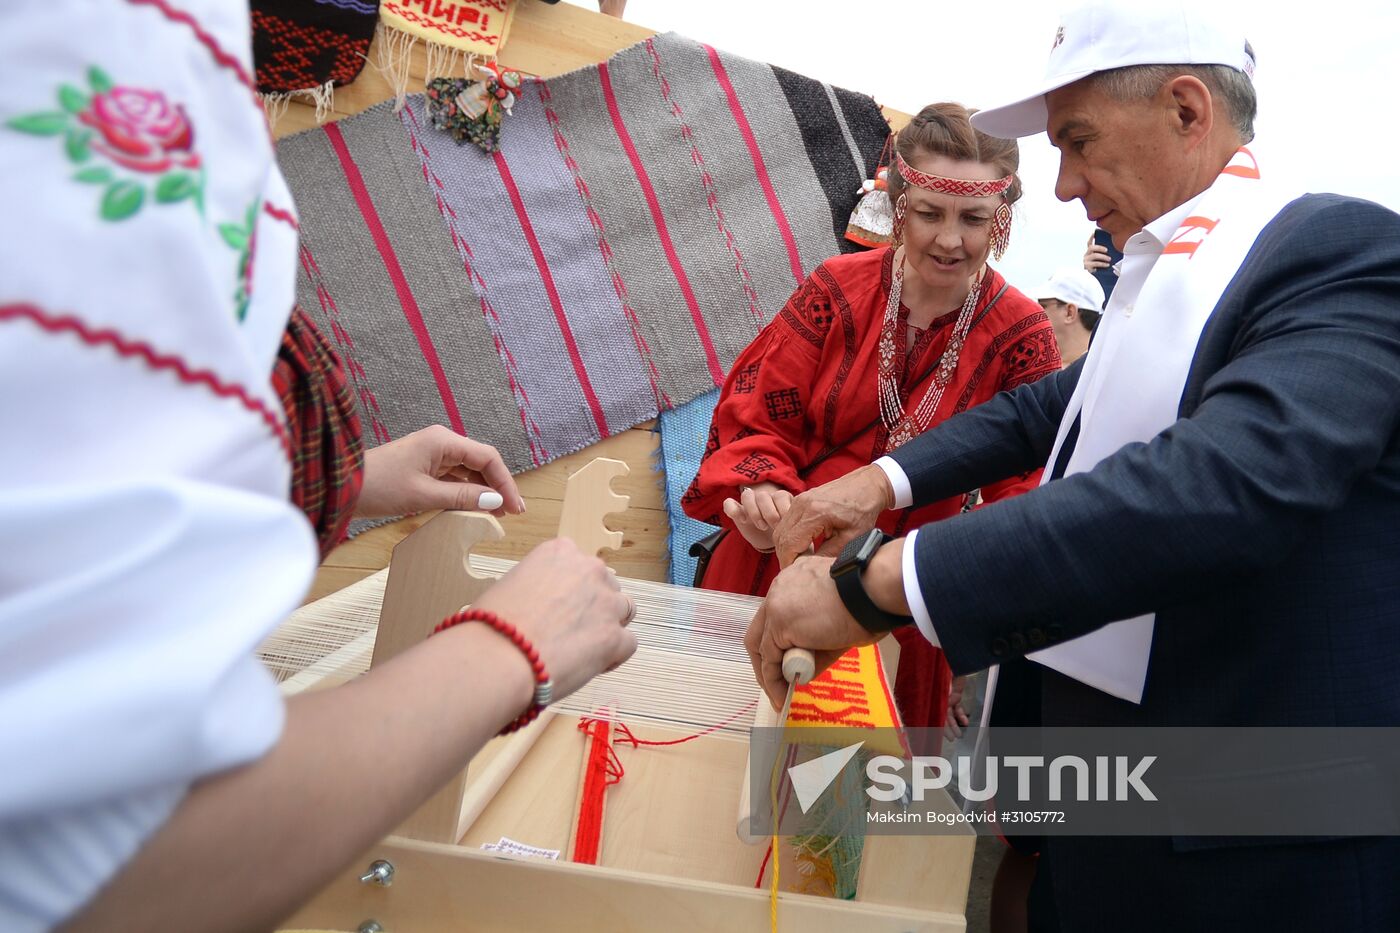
895;152;1013;199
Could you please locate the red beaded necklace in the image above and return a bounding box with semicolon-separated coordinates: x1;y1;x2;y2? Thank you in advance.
877;250;987;450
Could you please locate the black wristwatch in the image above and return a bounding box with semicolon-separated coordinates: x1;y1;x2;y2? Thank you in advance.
830;530;913;633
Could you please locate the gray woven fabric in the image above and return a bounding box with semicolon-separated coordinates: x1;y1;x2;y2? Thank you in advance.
280;109;534;470
824;83;867;174
278;32;889;478
403;90;658;462
610;34;797;350
540;42;749;403
703;42;841;280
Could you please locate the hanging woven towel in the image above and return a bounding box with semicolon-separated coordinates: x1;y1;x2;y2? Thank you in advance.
251;0;381;124
376;0;518;110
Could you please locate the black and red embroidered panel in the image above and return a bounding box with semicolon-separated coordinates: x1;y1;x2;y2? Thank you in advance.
764;387;803;421
251;1;379;95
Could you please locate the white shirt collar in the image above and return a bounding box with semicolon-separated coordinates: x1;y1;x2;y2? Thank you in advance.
1121;192;1209;256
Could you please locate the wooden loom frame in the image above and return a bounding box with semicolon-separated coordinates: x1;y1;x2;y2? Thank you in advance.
277;460;973;932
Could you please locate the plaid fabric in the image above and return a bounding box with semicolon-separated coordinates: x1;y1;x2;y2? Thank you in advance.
273;305;365;557
251;0;380;95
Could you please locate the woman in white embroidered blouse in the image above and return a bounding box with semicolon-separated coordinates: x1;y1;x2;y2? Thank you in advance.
0;3;634;930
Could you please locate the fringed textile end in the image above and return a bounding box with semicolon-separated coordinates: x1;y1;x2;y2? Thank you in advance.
376;0;517;111
372;19;420;112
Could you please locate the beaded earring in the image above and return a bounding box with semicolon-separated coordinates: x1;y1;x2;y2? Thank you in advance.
990;201;1013;261
891;192;908;250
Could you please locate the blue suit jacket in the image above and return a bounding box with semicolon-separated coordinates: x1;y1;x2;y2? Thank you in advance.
890;194;1400;929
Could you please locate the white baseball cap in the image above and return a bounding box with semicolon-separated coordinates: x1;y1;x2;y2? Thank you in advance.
971;0;1255;139
1036;267;1105;314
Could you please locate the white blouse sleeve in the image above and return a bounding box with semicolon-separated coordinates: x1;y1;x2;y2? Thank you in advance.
0;1;315;927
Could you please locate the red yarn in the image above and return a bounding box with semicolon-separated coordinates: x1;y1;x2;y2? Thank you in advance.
567;703;774;873
572;717;625;865
609;699;758;749
754;843;773;888
752;744;799;888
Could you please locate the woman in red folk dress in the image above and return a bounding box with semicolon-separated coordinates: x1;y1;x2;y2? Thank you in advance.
682;102;1060;731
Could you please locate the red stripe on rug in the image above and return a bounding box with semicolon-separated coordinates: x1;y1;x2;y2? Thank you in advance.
398;105;549;465
323;121;465;435
299;242;393;445
538;77;671;411
703;44;804;286
492;150;611;439
599;61;725;387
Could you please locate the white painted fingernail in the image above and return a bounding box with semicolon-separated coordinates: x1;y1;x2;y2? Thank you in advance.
478;491;504;511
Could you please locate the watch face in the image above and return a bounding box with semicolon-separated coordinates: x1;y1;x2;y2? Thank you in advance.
832;534;866;576
833;530;883;578
855;529;885;565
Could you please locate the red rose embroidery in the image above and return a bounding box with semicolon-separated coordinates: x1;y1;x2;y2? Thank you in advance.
79;87;200;174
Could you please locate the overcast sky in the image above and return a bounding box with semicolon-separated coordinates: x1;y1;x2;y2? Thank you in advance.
570;0;1398;295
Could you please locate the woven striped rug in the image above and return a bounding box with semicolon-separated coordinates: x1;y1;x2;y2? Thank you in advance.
278;32;889;473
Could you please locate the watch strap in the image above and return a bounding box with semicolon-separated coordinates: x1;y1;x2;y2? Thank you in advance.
832;531;913;634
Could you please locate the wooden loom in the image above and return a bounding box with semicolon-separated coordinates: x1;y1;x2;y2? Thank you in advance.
270;460;974;932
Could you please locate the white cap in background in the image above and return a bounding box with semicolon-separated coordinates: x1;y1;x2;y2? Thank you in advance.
1036;267;1106;314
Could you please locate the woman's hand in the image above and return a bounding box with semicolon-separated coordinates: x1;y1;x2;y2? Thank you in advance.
721;482;793;553
471;537;638;700
356;425;526;518
63;537;635;933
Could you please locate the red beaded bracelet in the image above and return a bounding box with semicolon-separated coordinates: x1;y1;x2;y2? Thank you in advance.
432;608;552;735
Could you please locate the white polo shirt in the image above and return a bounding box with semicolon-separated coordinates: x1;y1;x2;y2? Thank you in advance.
878;195;1202;644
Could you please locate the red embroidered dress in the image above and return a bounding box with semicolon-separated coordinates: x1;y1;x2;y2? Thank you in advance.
682;246;1061;729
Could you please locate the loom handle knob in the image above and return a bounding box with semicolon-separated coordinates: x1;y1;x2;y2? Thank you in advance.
782;648;816;686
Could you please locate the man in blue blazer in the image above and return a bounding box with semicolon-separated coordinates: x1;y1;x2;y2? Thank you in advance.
747;1;1400;928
